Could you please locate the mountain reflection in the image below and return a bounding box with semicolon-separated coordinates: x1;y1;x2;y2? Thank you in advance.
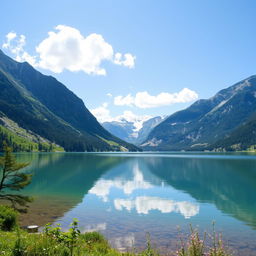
18;153;126;226
88;157;199;218
17;153;256;230
22;153;125;197
144;155;256;228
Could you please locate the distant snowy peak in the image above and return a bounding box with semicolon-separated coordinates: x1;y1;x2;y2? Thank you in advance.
102;116;166;145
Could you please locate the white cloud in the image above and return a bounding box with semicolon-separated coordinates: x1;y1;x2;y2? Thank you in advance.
2;26;135;75
114;196;199;219
114;52;135;68
106;93;113;97
36;25;114;75
90;103;112;123
2;32;17;48
2;32;37;66
114;88;199;108
90;103;151;129
114;94;134;106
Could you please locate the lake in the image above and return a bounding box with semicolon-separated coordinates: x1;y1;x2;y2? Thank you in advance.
16;152;256;255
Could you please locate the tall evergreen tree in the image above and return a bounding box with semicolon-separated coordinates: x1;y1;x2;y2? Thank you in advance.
0;144;33;212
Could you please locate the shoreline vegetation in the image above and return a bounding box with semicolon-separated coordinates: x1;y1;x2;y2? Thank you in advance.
0;211;232;256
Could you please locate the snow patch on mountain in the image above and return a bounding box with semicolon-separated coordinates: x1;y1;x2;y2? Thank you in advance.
102;115;166;144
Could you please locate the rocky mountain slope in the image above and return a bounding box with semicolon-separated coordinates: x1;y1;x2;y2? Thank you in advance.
102;116;164;145
142;76;256;151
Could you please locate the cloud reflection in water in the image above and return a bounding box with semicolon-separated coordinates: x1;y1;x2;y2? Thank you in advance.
114;197;199;218
88;162;199;219
89;163;152;201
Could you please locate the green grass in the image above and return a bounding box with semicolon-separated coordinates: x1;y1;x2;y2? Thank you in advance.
0;230;129;256
0;222;232;256
0;124;64;152
98;137;129;152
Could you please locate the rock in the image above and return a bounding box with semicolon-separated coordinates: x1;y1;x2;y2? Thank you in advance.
27;225;39;233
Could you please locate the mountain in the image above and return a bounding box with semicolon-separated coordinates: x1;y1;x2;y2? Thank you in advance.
102;116;164;145
142;76;256;151
0;114;64;152
102;120;135;144
136;116;165;144
210;113;256;151
0;50;139;152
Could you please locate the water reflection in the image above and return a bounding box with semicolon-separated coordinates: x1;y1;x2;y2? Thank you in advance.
18;153;256;228
87;158;199;218
114;197;199;218
15;152;256;255
81;222;107;233
110;234;135;251
18;153;126;226
89;163;153;201
144;156;256;228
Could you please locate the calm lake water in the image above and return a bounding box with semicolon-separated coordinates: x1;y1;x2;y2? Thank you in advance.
16;152;256;255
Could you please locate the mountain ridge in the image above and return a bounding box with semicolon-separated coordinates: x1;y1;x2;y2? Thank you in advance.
102;116;165;145
142;75;256;151
0;50;140;152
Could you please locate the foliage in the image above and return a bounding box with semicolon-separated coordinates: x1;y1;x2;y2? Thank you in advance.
0;220;232;256
0;124;64;152
0;205;18;231
12;229;26;256
210;113;256;151
0;145;33;211
176;225;232;256
43;219;81;256
81;231;106;243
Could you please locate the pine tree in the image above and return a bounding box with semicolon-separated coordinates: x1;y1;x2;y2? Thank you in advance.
0;144;33;212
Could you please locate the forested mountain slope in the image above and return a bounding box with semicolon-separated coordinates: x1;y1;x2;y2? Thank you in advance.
0;50;139;152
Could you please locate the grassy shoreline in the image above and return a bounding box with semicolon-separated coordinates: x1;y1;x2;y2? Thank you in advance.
0;221;232;256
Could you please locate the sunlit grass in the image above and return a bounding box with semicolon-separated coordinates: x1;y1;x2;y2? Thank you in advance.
0;221;232;256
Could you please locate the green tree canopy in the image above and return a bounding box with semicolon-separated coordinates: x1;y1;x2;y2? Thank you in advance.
0;144;33;212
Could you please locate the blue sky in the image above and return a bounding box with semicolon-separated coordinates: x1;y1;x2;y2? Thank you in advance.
1;0;256;123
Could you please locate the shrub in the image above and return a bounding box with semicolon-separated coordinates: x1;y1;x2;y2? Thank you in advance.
81;231;106;243
0;205;18;231
12;229;26;256
176;225;232;256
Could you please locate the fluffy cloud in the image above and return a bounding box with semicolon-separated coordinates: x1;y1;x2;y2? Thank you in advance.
113;52;135;68
36;25;114;75
2;26;135;75
2;32;37;66
2;32;17;48
90;103;111;123
114;197;199;218
90;103;151;129
114;88;199;108
114;94;134;106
